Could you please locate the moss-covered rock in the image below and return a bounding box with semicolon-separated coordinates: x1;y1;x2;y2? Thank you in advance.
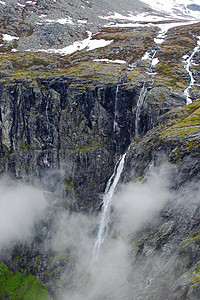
0;262;49;299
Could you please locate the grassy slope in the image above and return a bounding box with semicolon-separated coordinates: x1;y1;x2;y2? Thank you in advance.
0;262;49;299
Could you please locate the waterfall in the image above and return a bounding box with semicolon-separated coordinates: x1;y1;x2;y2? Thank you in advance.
135;84;147;136
44;98;51;168
150;49;158;73
113;84;121;154
113;85;119;132
93;153;126;261
184;37;200;104
141;160;154;183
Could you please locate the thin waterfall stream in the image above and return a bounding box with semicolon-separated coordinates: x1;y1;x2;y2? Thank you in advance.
113;84;122;154
43;98;52;168
135;84;147;136
93;153;126;261
134;29;164;137
184;37;200;104
113;85;119;132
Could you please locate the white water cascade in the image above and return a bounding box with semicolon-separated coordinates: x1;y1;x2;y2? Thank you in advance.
93;153;126;261
113;84;123;154
135;30;165;137
135;84;147;136
184;37;200;104
44;99;51;168
113;85;119;132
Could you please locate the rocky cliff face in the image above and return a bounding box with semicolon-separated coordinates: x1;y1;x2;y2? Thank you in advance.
0;78;139;211
0;1;200;299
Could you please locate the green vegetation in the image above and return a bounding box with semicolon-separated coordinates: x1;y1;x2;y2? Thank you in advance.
0;25;156;82
189;265;200;287
154;24;200;92
0;50;124;82
160;100;200;139
64;177;77;197
183;231;200;244
155;62;186;90
0;262;49;299
57;253;70;261
190;274;200;287
75;145;96;152
64;178;73;190
19;140;36;151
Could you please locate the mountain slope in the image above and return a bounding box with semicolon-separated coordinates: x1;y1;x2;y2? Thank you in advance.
0;0;150;51
0;0;200;299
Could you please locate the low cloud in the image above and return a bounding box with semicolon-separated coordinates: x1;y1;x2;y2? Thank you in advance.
1;163;199;299
53;165;173;299
113;165;172;235
0;179;48;250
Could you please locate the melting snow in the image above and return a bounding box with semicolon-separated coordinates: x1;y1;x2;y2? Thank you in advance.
87;39;113;51
2;34;19;42
99;11;132;20
141;0;200;19
42;17;74;25
34;32;113;55
152;57;159;65
26;0;36;4
78;20;88;24
183;54;189;59
141;52;151;60
154;37;165;44
100;12;175;23
17;2;25;6
0;1;5;5
93;59;126;64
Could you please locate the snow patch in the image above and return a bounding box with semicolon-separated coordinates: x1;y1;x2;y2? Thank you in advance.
0;1;6;5
152;57;159;66
141;52;151;60
87;39;113;51
100;11;175;23
77;20;88;24
39;14;47;18
141;0;200;19
2;34;19;42
154;37;165;44
26;0;36;4
17;2;25;7
183;54;189;59
93;59;126;64
43;17;74;25
34;32;113;56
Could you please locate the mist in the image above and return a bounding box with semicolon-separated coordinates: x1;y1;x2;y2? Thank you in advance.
0;178;48;250
52;165;174;299
1;163;199;299
113;165;172;235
